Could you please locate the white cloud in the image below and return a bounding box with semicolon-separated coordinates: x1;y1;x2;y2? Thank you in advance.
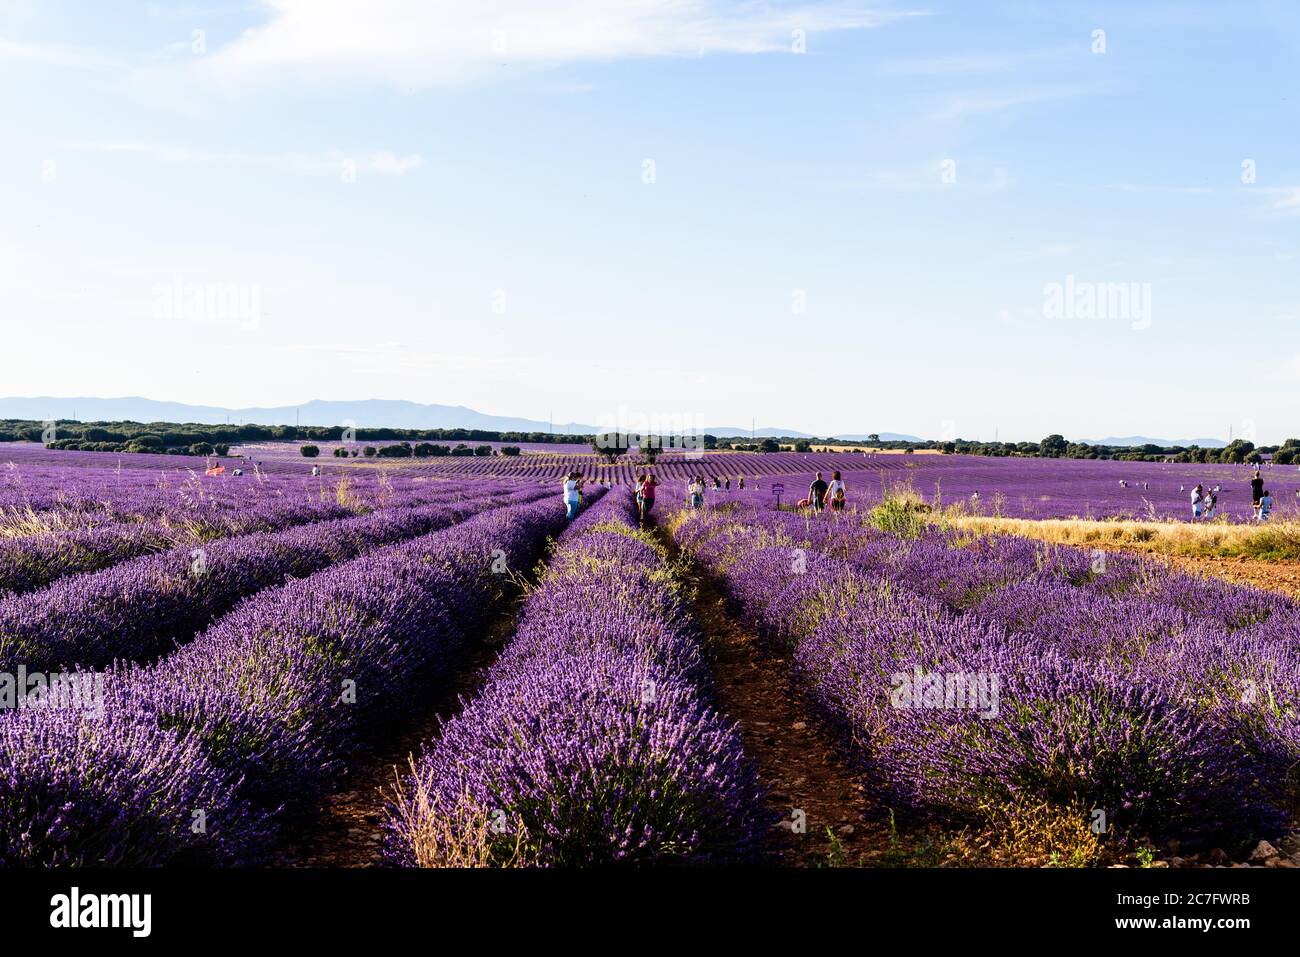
932;84;1100;120
78;142;423;178
0;35;121;68
1271;187;1300;214
197;0;921;87
874;46;1073;77
1105;183;1214;195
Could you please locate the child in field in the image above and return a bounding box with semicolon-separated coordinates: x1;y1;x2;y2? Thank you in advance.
1259;490;1273;521
1205;489;1217;519
827;470;847;511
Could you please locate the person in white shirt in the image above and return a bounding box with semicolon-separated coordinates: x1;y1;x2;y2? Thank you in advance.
563;471;583;520
1259;490;1273;521
827;471;847;511
688;476;704;509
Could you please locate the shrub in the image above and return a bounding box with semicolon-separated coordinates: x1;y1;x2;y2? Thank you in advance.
300;445;320;458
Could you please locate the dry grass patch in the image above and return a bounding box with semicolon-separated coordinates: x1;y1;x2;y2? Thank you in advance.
937;514;1300;562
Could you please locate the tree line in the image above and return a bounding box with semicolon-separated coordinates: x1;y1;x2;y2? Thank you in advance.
3;418;1295;464
0;419;590;456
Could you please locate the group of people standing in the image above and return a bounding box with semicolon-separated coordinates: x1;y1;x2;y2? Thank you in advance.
1190;469;1274;521
1189;483;1220;520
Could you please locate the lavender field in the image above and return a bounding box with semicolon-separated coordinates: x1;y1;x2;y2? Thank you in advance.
1;445;1298;870
12;439;1294;522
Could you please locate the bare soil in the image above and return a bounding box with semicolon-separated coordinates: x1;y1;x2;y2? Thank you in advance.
1086;544;1300;599
663;532;905;867
275;602;526;867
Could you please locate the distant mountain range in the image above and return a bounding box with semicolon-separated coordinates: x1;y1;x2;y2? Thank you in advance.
1082;436;1228;449
0;397;601;433
0;396;907;440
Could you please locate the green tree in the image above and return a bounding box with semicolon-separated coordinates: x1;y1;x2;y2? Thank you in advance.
592;433;624;463
300;445;320;458
1039;434;1068;458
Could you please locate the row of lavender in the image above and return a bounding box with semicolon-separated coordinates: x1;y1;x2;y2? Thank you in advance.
383;491;766;866
0;473;512;595
0;482;553;674
0;493;576;865
672;506;1300;842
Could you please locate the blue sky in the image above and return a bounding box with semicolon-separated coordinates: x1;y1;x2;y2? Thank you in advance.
1;0;1297;442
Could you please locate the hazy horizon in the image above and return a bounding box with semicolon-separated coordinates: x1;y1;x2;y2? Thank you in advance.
0;393;1251;445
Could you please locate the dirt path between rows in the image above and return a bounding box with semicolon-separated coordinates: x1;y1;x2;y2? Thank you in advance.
660;530;901;867
276;601;525;867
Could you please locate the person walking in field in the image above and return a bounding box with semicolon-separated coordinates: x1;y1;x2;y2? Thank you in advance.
563;471;584;520
809;471;829;512
827;470;847;511
1191;484;1204;520
688;475;704;509
1250;469;1265;514
725;476;731;491
738;475;745;490
639;472;658;524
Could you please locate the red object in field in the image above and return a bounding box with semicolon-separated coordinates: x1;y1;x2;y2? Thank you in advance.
205;465;225;476
797;497;810;508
